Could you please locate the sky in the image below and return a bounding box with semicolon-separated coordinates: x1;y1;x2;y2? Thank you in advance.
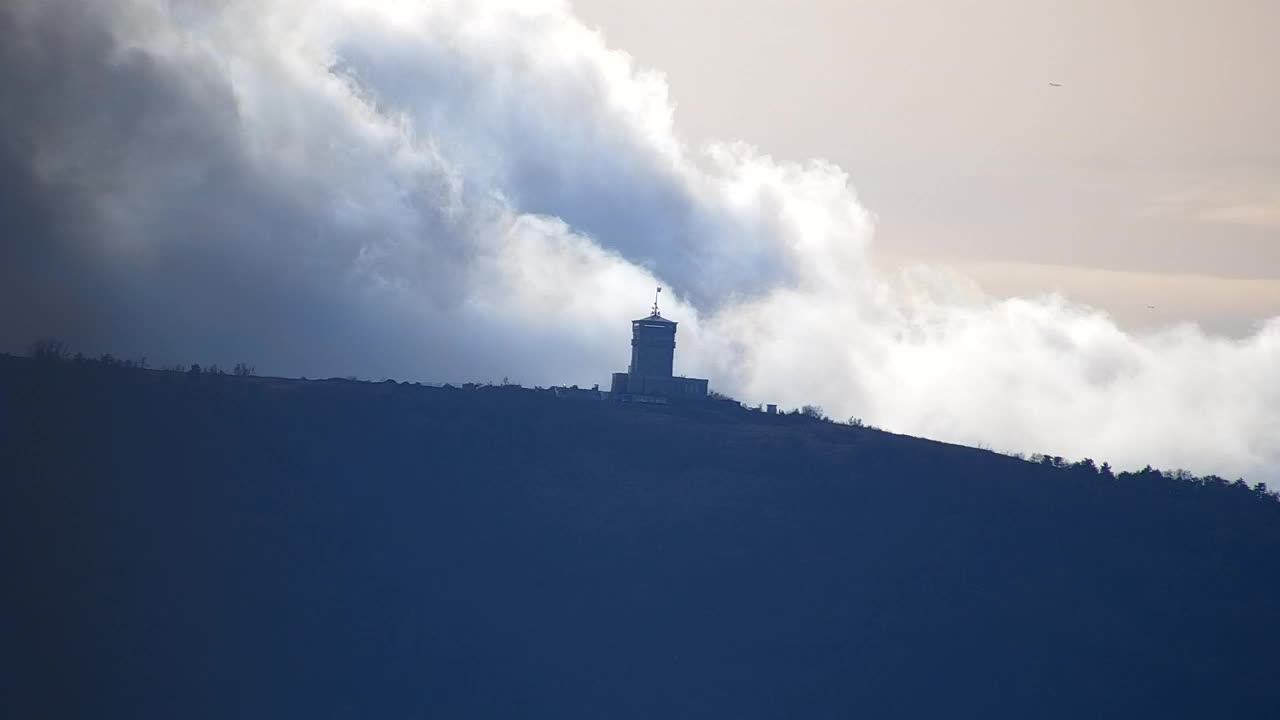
572;0;1280;337
1;0;1278;480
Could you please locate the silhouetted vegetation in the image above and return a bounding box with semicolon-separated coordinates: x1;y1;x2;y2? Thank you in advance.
28;337;70;362
1022;452;1276;500
3;348;1279;718
799;404;827;420
20;338;251;380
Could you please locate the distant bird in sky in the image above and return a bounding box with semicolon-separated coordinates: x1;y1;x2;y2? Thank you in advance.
1049;82;1063;87
1146;305;1156;309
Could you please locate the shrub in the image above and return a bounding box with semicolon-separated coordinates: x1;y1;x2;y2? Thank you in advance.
800;405;827;421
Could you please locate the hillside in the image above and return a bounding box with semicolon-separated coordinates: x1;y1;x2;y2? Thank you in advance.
3;354;1279;719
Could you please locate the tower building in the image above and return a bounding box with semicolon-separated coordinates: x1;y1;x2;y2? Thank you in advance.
629;313;676;377
610;289;708;402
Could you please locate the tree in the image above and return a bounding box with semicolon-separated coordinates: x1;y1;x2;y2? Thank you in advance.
1035;454;1066;469
800;405;827;421
29;337;69;362
233;363;255;377
1071;458;1098;476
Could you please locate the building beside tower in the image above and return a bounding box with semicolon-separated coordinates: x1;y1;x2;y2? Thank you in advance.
610;289;708;402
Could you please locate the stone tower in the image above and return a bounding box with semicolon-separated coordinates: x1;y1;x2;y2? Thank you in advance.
629;311;676;377
610;288;708;402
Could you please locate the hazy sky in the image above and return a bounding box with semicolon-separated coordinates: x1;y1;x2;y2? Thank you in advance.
573;0;1280;336
2;0;1279;480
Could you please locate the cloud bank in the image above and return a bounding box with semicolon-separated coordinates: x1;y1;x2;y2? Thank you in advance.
2;0;1277;480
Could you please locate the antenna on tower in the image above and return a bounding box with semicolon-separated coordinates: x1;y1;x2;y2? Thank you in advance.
652;286;662;317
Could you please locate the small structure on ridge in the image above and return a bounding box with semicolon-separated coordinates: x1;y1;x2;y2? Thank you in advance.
610;288;708;403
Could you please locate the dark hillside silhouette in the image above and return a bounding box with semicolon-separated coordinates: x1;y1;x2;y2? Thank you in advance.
2;353;1279;719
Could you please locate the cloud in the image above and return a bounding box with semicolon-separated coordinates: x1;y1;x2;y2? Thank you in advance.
2;0;1278;481
1145;182;1280;230
1198;199;1280;229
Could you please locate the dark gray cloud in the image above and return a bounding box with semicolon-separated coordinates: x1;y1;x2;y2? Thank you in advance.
0;0;577;379
0;0;787;379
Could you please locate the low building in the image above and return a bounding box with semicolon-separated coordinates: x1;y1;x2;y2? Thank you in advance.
610;372;708;401
552;384;604;400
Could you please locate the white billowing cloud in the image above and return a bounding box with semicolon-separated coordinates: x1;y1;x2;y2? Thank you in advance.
1;0;1277;481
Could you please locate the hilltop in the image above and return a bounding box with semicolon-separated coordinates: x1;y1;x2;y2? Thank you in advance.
3;354;1279;719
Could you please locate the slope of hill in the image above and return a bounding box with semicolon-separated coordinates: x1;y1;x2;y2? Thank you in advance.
3;354;1279;719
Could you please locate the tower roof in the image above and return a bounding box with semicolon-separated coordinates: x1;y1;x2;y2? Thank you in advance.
633;311;676;325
